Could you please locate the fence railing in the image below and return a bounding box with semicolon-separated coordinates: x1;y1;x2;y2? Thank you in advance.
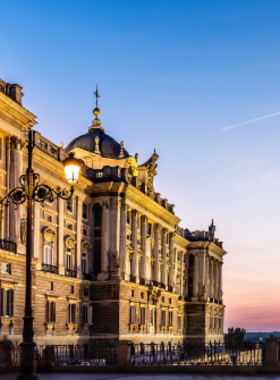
129;342;264;366
12;344;117;366
0;238;17;253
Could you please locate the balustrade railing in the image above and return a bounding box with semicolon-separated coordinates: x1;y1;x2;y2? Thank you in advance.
129;342;264;366
65;269;78;278
41;263;59;274
11;342;265;367
12;344;117;366
0;238;17;253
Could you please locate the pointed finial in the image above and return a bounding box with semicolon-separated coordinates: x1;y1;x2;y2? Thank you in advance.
135;153;138;162
93;84;101;119
119;141;125;158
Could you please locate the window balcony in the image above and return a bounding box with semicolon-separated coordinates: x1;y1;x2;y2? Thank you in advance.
65;269;78;278
0;239;17;253
41;263;59;274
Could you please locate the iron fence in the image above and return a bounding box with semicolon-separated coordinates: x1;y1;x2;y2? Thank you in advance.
12;344;117;366
129;342;264;366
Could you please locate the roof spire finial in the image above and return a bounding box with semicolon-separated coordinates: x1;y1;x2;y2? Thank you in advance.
93;84;101;120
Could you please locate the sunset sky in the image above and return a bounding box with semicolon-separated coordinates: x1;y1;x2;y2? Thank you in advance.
2;0;280;331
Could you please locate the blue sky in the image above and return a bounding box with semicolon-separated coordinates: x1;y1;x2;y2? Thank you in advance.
2;0;280;330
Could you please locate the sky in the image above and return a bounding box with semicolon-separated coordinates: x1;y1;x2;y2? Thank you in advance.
1;0;280;332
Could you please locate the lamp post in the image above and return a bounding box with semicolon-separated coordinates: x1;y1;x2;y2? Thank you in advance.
0;130;80;380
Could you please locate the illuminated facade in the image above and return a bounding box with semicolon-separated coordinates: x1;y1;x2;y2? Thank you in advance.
0;78;226;344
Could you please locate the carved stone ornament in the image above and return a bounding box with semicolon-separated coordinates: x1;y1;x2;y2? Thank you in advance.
64;235;77;248
81;239;91;251
20;219;27;245
111;251;120;268
138;150;159;198
42;226;56;241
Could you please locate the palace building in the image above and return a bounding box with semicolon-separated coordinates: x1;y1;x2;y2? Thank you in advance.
0;78;226;345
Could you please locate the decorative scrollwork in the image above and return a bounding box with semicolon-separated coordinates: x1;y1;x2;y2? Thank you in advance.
0;172;74;207
33;183;74;204
0;187;26;209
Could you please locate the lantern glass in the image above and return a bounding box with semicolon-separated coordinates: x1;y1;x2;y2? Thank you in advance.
64;164;80;185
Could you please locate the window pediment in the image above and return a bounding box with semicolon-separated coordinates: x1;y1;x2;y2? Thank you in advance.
42;227;56;241
64;235;76;248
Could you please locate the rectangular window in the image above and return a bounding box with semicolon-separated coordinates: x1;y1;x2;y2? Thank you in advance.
139;307;145;325
84;288;89;297
161;310;166;326
147;223;152;236
67;303;77;324
0;289;14;317
44;213;52;222
84;304;93;324
83;203;88;219
46;301;56;323
168;311;173;327
66;248;72;270
178;316;181;329
66;222;73;230
82;257;87;274
67;199;73;213
130;305;136;324
82;228;88;236
1;263;11;274
150;309;154;325
44;241;52;264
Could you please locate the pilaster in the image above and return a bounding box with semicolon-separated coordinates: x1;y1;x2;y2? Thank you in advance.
141;215;147;280
153;223;160;283
192;254;199;301
131;210;138;280
9;136;22;243
98;201;110;280
161;229;167;288
58;197;65;275
119;201;127;278
76;198;82;279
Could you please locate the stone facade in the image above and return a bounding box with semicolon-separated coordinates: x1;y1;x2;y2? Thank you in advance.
0;78;226;345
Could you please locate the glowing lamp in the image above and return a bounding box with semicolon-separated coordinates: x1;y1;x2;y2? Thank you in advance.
63;152;80;185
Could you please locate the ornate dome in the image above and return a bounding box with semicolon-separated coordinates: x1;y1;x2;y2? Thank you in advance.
65;127;129;159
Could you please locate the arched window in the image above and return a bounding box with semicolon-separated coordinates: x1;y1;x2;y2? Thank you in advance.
42;227;56;272
81;253;87;274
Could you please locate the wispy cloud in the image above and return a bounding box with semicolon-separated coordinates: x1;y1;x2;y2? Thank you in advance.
220;111;280;131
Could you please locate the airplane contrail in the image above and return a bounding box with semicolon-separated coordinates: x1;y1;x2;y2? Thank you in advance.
220;111;280;131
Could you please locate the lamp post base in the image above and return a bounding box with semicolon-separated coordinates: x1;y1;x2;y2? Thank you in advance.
16;341;39;380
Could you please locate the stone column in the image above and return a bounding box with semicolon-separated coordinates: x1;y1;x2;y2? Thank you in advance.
4;137;10;240
205;255;210;299
58;197;65;275
9;136;21;243
198;253;205;298
153;224;160;283
210;257;214;299
169;233;174;289
99;201;110;280
192;254;199;300
141;216;147;281
119;201;127;279
219;262;223;302
174;248;178;290
161;229;167;288
180;253;184;296
185;253;189;298
110;198;120;257
89;204;94;274
131;210;138;280
76;198;82;279
215;260;219;301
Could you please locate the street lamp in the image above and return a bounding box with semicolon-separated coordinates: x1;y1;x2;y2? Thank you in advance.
0;130;80;380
